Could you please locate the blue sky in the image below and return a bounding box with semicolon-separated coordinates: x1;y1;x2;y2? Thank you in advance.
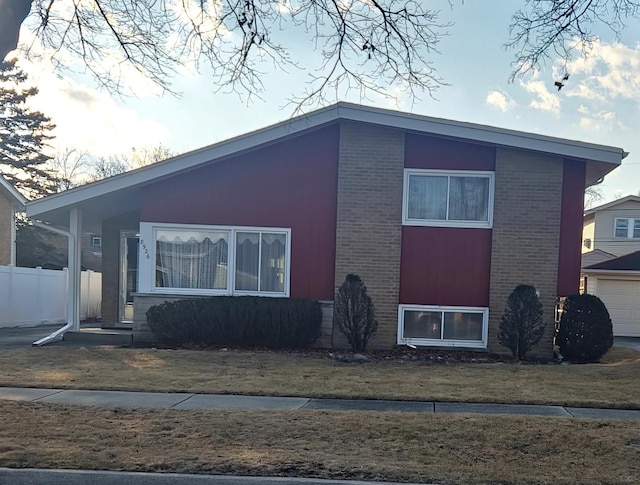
14;0;640;204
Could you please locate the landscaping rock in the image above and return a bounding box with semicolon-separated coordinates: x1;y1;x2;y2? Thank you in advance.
352;353;370;363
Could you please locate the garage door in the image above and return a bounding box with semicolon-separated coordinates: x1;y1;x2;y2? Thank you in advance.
596;279;640;337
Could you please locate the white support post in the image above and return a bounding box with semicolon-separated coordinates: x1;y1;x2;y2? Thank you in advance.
69;207;82;331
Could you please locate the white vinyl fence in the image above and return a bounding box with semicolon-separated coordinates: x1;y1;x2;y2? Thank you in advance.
0;266;101;327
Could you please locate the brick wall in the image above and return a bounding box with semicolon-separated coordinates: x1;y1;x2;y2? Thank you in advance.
0;194;14;265
333;121;405;347
101;211;139;326
488;148;564;356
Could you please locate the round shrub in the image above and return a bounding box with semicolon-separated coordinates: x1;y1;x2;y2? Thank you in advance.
554;294;613;363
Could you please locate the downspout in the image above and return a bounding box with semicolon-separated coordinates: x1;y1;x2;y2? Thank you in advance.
31;221;77;346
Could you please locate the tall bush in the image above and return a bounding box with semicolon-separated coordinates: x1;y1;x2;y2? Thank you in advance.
334;274;378;352
146;296;322;348
498;284;546;360
555;294;613;363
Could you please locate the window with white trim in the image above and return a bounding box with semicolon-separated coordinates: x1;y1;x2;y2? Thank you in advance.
398;305;488;348
139;223;291;296
90;234;102;249
614;218;640;239
403;169;494;228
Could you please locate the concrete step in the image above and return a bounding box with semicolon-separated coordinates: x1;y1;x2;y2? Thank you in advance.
63;330;133;346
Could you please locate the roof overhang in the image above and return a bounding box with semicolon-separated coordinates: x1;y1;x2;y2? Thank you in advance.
0;176;26;210
581;269;640;277
26;102;626;230
584;195;640;215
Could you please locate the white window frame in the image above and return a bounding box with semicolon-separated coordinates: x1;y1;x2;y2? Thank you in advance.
138;222;291;297
397;304;489;348
614;217;640;239
402;169;495;229
90;234;102;249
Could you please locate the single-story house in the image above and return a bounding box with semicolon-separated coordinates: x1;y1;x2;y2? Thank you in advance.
0;175;26;265
582;250;640;337
25;103;626;353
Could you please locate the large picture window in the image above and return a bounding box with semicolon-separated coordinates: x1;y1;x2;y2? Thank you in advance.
398;305;488;348
139;223;290;296
403;169;494;228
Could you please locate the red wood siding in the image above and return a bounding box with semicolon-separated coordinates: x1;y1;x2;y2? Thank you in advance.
557;159;586;296
140;125;340;300
400;135;494;306
405;133;496;170
400;227;492;306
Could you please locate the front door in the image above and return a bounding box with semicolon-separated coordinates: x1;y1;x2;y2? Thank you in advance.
119;231;139;323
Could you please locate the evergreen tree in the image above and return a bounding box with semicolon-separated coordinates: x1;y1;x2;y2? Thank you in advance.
0;58;57;199
1;58;65;268
334;274;378;352
498;285;546;360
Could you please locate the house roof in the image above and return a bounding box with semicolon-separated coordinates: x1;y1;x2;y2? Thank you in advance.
25;102;627;231
583;250;640;271
0;175;26;210
581;249;616;269
584;195;640;215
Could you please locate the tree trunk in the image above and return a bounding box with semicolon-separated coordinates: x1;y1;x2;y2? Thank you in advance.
0;0;33;61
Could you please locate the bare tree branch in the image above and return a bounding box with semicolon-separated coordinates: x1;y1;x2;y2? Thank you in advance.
1;0;450;106
506;0;640;80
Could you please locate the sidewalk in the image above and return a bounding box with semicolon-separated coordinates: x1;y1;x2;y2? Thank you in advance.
1;386;639;420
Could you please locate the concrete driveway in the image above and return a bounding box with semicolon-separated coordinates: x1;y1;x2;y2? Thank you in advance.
0;324;66;349
614;337;640;352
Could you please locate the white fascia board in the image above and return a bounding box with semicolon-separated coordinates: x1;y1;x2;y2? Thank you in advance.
584;195;640;215
26;102;625;218
336;103;624;165
26;106;341;218
581;269;640;276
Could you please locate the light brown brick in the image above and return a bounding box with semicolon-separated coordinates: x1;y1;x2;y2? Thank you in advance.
488;148;563;357
333;121;405;348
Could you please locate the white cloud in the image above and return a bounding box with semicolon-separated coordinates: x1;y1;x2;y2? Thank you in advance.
519;79;561;113
485;90;516;112
16;58;171;158
565;41;640;103
576;103;620;133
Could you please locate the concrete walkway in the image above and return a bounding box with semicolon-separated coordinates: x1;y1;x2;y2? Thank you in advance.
1;386;639;420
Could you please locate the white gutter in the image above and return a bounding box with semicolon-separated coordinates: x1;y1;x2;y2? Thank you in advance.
31;221;78;346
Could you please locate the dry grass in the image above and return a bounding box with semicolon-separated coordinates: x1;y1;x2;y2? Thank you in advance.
0;346;638;408
1;347;639;483
0;400;638;484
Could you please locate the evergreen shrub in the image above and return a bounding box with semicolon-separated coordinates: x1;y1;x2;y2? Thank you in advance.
334;274;378;352
146;296;322;348
554;294;613;363
498;284;546;360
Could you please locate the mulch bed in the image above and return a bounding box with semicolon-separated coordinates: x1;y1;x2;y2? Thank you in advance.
152;342;552;364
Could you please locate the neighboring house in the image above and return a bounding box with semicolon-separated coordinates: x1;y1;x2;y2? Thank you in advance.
25;103;626;354
581;196;640;337
582;195;640;257
582;251;640;337
0;176;26;265
40;231;103;272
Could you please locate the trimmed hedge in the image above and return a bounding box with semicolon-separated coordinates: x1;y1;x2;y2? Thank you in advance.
146;296;322;348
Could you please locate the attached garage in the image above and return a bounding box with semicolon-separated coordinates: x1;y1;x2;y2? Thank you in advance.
582;251;640;337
